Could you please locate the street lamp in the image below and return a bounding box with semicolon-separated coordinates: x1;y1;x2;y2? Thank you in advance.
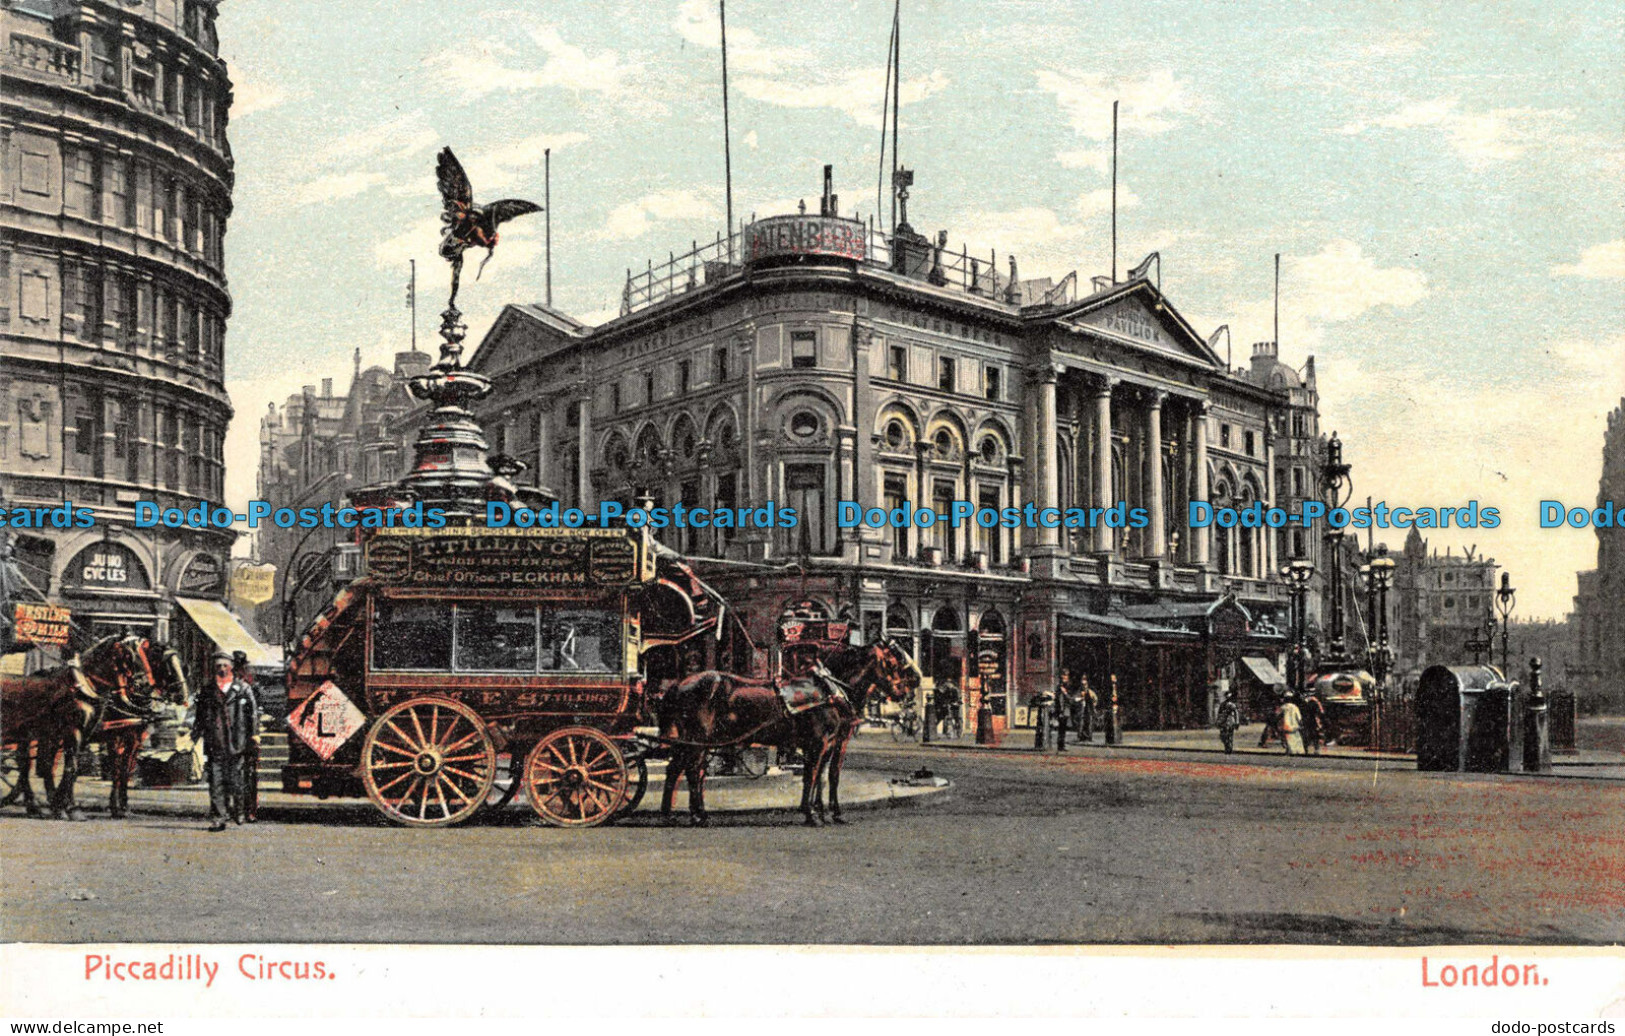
1494;571;1516;676
1281;557;1315;692
1465;608;1495;666
1360;549;1396;687
1319;432;1354;663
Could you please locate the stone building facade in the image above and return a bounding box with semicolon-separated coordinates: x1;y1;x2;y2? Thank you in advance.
1570;398;1624;709
387;177;1320;731
1391;529;1499;679
1;0;234;642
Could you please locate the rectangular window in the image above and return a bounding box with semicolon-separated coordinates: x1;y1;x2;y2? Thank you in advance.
714;347;728;384
979;485;1002;564
113;275;135;348
1245;430;1256;457
644;371;655;405
373;600;453;671
68;149;101;220
677;359;690;394
938;357;956;393
680;479;700;554
542;607;621;672
1220;424;1231;449
162;179;177;240
74;407;98;455
884;475;909;559
1291;468;1303;495
715;471;738;549
83;266;104;341
985;366;1001;401
791;331;817;369
109;158;133;227
454;604;538;672
889;345;907;382
932;481;957;560
784;464;828;555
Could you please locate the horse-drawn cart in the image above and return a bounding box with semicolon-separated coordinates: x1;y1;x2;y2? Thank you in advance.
282;523;677;828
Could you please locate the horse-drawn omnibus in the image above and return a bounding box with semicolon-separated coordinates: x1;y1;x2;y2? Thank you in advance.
280;522;685;828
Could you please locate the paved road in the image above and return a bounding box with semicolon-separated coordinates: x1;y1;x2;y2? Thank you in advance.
3;737;1621;945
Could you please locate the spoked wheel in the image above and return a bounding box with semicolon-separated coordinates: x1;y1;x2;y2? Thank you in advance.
0;745;19;805
524;727;629;827
612;753;649;819
361;697;496;827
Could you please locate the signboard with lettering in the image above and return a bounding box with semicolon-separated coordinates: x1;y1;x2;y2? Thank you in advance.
12;602;71;648
231;563;277;606
1079;300;1170;348
746;215;867;265
65;543;149;591
287;679;367;761
179;553;224;596
364;527;650;590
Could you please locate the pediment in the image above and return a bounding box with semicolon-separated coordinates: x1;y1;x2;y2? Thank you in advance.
1060;285;1222;369
469;304;589;376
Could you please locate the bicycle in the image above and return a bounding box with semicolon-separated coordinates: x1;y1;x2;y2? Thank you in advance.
937;709;963;740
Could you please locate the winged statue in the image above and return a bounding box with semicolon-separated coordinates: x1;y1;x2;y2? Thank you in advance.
436;147;543;306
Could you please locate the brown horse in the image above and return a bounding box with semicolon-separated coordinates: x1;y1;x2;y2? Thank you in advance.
0;636;182;820
658;639;919;827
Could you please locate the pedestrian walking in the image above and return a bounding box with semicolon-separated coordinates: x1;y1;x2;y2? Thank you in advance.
935;679;962;738
1257;689;1284;748
230;650;262;822
1279;694;1305;756
1216;690;1242;754
1302;691;1327;756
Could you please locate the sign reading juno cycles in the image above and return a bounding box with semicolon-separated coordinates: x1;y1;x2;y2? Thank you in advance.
363;527;651;590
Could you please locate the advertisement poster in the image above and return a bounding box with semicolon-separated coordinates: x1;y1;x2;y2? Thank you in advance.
1;0;1622;1028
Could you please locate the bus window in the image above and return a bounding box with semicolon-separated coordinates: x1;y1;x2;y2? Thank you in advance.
454;604;538;672
542;608;620;672
373;601;452;670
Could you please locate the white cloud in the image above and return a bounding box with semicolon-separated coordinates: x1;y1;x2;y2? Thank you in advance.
1338;97;1571;165
1219;240;1428;353
735;68;948;130
1037;69;1199;141
374;215;444;269
671;0;812;75
231;75;293;118
1553;240;1625;280
310;113;438;171
424;27;634;100
743;130;759;150
292;171;387;206
601;190;719;241
948;188;1142;281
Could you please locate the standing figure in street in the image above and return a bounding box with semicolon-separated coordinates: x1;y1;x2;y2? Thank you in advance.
1279;694;1305;756
1302;691;1327;756
935;678;962;738
1077;675;1098;743
230;651;262;822
1258;690;1284;748
193;652;241;831
1216;691;1242;754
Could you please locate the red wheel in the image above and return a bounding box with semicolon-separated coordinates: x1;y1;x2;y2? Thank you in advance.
523;727;628;827
362;697;496;827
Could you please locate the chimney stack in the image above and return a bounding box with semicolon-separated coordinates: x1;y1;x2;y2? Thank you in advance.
322;378;333;397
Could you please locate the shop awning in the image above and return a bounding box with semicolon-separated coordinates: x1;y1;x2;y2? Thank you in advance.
173;597;278;667
1056;612;1200;643
1240;655;1285;687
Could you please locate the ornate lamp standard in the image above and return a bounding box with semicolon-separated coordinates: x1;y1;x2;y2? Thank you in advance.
1465;608;1495;666
1359;549;1396;747
1494;571;1516;676
1319;432;1354;664
1281;558;1316;692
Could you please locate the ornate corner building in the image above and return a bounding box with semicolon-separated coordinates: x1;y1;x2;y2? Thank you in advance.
1;0;234;639
403;173;1328;731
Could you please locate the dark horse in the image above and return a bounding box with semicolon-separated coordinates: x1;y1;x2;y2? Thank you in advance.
658;639;920;827
0;636;186;820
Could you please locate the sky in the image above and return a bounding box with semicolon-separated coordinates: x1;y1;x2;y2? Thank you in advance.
215;0;1625;619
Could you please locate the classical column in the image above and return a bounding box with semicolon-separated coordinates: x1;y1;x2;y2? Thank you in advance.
1033;365;1060;549
1144;391;1166;558
575;396;593;510
1093;376;1117;553
1264;429;1278;574
852;322;876;512
1191;401;1210;566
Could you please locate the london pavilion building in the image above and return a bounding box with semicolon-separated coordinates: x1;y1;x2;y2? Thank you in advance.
359;171;1326;730
1;0;238;651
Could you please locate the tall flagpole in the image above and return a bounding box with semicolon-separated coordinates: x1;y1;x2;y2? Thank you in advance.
544;148;552;308
891;0;900;235
1274;252;1281;347
408;259;417;353
720;0;735;262
877;8;897;224
1111;99;1119;284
